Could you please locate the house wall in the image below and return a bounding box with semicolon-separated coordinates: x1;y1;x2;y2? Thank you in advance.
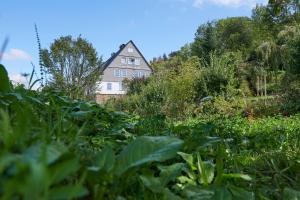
98;81;126;95
97;41;152;95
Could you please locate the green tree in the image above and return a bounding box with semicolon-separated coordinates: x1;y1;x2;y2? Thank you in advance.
191;22;219;63
41;36;102;100
216;17;253;53
195;53;238;99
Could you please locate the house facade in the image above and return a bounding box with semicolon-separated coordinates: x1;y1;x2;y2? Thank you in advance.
96;40;152;103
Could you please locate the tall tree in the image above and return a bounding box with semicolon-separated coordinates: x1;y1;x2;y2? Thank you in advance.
41;36;102;100
216;17;254;53
191;22;219;63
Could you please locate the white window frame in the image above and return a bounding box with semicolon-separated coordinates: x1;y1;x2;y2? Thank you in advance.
121;70;127;77
114;69;121;77
121;58;126;64
135;59;140;66
132;71;138;78
138;71;144;77
127;58;135;65
119;82;123;91
107;83;112;90
128;48;133;53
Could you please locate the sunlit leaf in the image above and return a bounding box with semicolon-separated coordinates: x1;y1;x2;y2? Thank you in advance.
115;136;183;176
0;64;10;92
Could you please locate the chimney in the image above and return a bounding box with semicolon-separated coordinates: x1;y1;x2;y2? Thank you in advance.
119;44;126;49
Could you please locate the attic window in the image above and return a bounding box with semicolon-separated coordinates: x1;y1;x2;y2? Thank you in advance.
121;58;126;64
128;48;133;53
135;59;140;65
128;58;135;65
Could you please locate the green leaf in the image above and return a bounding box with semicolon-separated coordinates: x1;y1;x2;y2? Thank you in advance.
198;136;222;149
229;185;254;200
92;146;115;172
212;187;232;200
48;185;88;200
163;188;183;200
158;163;184;186
283;187;300;200
197;154;215;185
49;156;80;184
140;174;163;193
115;136;183;176
222;173;252;181
182;185;214;200
178;152;195;169
0;64;10;92
23;143;67;164
140;163;184;193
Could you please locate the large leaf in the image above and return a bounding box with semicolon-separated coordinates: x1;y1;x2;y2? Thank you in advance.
178;152;195;169
48;185;88;200
115;136;183;176
211;187;232;200
283;187;300;200
163;188;183;200
0;64;10;92
223;173;252;181
89;146;115;172
182;185;214;200
49;156;80;184
158;163;184;186
140;163;184;193
23;143;67;164
140;174;164;193
228;185;254;200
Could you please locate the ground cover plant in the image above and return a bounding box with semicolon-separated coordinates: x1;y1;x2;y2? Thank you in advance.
1;63;300;199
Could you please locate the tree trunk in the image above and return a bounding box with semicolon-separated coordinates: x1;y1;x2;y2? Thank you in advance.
256;76;260;96
264;74;267;97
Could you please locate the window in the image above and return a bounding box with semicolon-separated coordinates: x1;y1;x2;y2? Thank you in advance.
121;58;126;64
121;70;127;77
132;71;138;78
132;71;145;78
135;59;140;66
119;82;123;91
128;48;133;53
127;58;135;65
114;69;121;77
107;83;112;90
138;71;144;77
114;69;127;77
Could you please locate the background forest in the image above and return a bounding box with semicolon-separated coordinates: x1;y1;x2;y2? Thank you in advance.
110;0;300;120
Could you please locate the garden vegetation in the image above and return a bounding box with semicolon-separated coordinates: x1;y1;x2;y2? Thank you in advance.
0;0;300;199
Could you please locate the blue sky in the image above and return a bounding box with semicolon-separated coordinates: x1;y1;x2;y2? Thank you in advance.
0;0;266;84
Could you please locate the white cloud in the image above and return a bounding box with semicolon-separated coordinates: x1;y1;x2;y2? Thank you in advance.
193;0;204;7
9;73;40;90
9;73;27;85
193;0;267;8
1;48;32;61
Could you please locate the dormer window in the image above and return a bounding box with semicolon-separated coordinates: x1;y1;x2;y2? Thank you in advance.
128;48;133;53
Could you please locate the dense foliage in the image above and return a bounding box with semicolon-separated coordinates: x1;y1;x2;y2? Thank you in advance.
1;62;300;199
111;1;300;119
41;36;102;100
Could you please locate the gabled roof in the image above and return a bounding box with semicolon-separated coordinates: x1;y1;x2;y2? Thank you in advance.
100;40;153;72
